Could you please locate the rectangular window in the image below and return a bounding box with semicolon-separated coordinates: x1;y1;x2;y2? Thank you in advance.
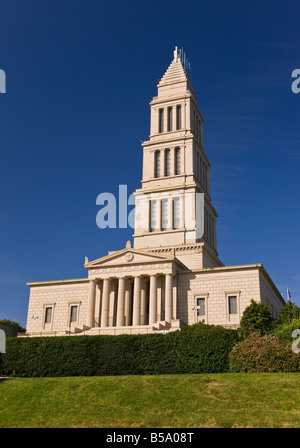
175;147;180;175
173;197;180;229
159;109;164;133
70;305;78;323
165;149;170;176
150;200;157;232
44;307;52;324
228;296;237;314
197;298;205;316
161;199;169;231
176;105;181;130
155;150;160;178
167;107;172;131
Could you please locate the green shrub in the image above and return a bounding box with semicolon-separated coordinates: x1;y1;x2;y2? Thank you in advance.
0;324;239;377
229;332;300;373
272;318;300;344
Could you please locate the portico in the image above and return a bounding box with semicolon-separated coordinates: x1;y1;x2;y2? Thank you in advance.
84;245;182;333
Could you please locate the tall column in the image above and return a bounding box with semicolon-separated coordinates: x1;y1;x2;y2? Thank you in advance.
116;277;125;327
87;279;96;328
124;281;132;326
172;275;177;320
149;275;157;324
101;278;110;327
132;276;141;326
95;282;102;327
157;276;162;321
140;279;147;325
165;274;173;322
109;280;117;326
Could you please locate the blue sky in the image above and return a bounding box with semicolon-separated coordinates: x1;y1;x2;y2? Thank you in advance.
0;0;299;327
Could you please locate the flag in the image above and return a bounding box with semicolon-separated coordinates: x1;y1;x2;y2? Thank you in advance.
287;287;292;301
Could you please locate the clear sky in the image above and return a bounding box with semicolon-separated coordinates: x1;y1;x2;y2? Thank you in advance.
0;0;299;327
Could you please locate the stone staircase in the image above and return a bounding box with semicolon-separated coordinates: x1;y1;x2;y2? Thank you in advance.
151;321;171;331
66;324;91;335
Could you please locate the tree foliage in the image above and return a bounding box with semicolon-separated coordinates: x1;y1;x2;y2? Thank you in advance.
0;319;26;333
275;301;300;326
239;299;274;336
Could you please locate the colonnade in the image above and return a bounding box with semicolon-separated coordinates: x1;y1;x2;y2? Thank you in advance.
86;273;176;328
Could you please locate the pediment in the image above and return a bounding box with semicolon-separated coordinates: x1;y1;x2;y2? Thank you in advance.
85;248;177;269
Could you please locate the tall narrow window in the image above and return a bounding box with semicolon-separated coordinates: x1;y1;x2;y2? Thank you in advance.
165;149;170;176
173;197;180;229
159;109;164;133
70;305;78;323
161;199;169;231
155;150;160;178
197;298;205;317
228;296;237;314
167;107;172;131
44;307;52;324
150;200;157;232
175;147;180;175
176;105;181;130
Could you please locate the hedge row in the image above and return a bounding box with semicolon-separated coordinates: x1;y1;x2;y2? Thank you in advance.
0;324;239;377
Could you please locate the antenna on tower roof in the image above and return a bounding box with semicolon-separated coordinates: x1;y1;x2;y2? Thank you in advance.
180;47;191;73
173;46;191;74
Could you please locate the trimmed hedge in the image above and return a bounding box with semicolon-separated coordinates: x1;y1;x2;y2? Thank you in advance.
229;332;300;373
0;324;239;377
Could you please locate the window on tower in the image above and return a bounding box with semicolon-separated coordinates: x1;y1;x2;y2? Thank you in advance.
167;107;172;131
155;150;160;178
161;199;169;231
150;201;157;232
176;105;181;130
159;108;164;133
173;197;180;229
175;147;181;175
165;149;170;176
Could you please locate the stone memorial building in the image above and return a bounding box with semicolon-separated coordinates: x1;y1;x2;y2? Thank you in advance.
25;48;285;336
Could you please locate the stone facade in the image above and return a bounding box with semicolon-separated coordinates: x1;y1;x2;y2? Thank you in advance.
24;47;285;337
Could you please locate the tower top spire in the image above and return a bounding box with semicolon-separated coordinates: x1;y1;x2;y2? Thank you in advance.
173;46;191;72
173;46;180;62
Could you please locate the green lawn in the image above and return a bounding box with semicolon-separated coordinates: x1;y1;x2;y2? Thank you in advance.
0;373;299;428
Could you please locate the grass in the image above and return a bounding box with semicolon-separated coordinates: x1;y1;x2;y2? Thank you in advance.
0;373;299;428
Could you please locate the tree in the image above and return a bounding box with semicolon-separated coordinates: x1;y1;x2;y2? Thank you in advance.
275;301;300;326
0;319;26;333
240;300;274;337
